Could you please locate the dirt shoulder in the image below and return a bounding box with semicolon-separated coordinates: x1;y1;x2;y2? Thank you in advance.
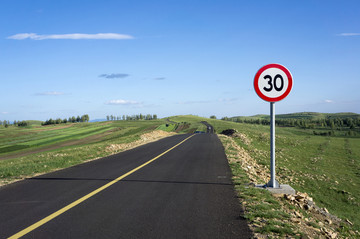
105;130;176;154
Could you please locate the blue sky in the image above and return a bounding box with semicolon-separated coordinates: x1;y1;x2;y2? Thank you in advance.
1;0;359;121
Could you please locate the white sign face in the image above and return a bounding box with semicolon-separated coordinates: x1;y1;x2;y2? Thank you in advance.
254;64;293;102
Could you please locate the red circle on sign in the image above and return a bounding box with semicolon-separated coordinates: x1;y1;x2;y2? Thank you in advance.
254;63;293;102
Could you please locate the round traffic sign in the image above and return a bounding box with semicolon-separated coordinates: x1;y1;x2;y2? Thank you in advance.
254;64;293;102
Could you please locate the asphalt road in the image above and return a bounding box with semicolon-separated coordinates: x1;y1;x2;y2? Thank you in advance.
201;121;215;134
0;133;252;239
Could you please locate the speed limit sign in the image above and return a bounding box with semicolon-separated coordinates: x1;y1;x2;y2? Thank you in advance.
253;63;293;189
254;64;293;102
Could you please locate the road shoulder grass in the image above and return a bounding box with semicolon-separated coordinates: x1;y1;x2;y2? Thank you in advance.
219;133;359;238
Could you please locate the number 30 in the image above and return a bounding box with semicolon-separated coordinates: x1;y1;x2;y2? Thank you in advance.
263;74;284;92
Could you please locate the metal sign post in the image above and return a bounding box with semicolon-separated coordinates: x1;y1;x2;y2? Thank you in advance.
269;102;279;188
254;64;293;189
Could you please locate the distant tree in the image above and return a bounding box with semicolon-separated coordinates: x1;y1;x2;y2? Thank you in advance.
80;114;89;122
330;120;335;129
63;118;68;124
153;114;157;120
76;116;81;122
357;119;360;127
262;119;269;125
17;121;28;127
210;115;216;119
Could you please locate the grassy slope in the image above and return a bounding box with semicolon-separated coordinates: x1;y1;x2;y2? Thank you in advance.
0;120;164;184
26;120;43;126
167;115;209;132
0;123;114;155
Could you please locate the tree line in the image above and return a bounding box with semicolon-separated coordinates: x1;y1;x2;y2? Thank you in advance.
106;114;158;121
1;114;90;128
42;114;90;126
0;120;10;127
221;117;360;130
0;120;28;127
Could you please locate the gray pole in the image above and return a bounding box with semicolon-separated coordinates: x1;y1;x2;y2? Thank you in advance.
267;102;279;188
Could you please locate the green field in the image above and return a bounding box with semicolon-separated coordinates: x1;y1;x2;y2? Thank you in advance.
0;123;113;155
233;112;360;120
0;120;164;184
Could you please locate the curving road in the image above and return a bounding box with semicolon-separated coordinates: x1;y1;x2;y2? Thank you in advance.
0;132;252;238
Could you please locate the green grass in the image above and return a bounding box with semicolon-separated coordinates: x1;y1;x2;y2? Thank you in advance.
233;122;358;232
167;115;210;133
24;120;43;126
230;161;301;237
0;120;165;183
280;136;360;226
0;123;113;155
157;123;177;132
232;112;360;120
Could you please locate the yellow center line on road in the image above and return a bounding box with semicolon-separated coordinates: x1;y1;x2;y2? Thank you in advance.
8;134;195;239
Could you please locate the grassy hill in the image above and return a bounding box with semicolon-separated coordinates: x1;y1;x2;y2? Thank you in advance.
25;120;44;126
232;112;360;120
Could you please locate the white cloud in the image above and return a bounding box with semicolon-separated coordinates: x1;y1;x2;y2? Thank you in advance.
325;99;334;103
338;33;360;36
36;91;65;96
1;112;8;114
8;33;134;40
105;99;140;105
